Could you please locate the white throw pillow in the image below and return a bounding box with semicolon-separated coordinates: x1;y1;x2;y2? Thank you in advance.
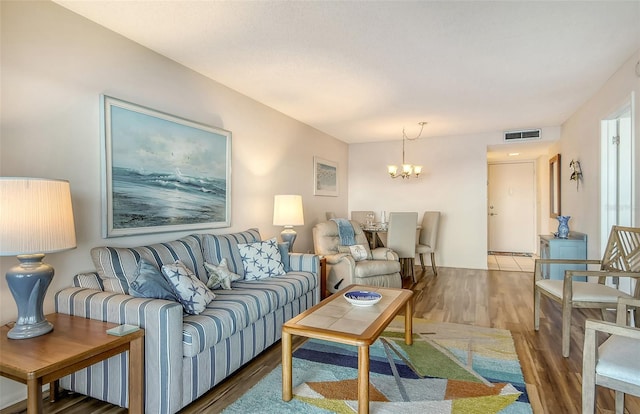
238;238;286;280
204;258;242;290
162;260;215;315
348;244;369;261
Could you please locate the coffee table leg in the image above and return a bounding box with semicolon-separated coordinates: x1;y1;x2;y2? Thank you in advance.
358;345;370;414
405;298;413;345
282;331;293;401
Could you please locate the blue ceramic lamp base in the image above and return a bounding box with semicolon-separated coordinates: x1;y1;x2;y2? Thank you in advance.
280;227;297;252
6;254;54;339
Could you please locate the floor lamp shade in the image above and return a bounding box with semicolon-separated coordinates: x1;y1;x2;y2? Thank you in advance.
0;178;77;339
273;195;304;251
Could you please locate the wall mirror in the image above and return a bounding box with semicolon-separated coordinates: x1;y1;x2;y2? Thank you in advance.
549;154;561;218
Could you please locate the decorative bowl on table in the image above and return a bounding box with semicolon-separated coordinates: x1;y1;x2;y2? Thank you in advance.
344;290;382;306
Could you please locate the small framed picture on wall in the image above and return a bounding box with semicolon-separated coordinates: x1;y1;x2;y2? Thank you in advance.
313;156;338;197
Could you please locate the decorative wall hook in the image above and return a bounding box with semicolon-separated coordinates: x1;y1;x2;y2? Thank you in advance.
569;159;582;189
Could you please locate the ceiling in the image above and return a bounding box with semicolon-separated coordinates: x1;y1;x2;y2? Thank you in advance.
55;1;639;151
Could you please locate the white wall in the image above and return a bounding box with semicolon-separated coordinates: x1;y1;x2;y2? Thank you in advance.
554;51;640;260
0;1;348;407
349;133;491;269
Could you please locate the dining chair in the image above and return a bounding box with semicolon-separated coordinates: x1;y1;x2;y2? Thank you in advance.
325;211;337;220
534;225;640;357
415;211;440;275
386;212;419;284
582;297;640;413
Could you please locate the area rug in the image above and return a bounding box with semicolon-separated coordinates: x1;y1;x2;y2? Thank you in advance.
222;318;531;413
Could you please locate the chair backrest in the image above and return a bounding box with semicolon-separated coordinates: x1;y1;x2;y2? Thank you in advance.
600;226;640;297
386;212;418;258
325;211;337;220
351;211;374;226
419;211;441;248
312;220;371;256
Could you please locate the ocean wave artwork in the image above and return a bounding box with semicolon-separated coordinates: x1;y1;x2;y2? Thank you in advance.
112;166;226;229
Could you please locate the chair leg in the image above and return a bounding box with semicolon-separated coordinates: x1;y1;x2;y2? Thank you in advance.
419;253;425;270
582;326;597;414
410;258;416;284
534;288;540;331
430;252;437;275
615;391;624;414
562;301;572;357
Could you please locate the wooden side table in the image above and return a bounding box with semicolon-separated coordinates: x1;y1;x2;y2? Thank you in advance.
319;256;328;300
0;313;144;414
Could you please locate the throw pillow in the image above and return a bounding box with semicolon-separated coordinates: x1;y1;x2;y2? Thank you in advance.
129;259;179;301
238;238;286;280
278;242;291;272
338;244;372;261
162;260;215;315
204;258;241;290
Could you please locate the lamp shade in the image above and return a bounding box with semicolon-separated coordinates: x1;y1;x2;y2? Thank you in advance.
0;177;76;256
273;195;304;226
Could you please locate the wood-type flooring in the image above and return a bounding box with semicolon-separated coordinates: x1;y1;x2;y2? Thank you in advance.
2;267;638;413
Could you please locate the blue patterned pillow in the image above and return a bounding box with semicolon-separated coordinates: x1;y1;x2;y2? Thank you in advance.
129;259;179;301
238;238;286;280
161;260;215;314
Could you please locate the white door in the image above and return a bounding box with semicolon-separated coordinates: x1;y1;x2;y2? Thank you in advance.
488;162;536;253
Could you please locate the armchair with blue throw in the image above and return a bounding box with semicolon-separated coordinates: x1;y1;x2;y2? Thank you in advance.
313;219;402;294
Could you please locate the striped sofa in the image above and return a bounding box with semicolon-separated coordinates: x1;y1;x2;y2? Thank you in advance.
54;229;320;414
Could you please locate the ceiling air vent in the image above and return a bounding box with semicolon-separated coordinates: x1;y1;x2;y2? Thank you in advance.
504;129;541;141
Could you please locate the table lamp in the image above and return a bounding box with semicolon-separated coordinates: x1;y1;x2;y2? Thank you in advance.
0;178;77;339
273;195;304;252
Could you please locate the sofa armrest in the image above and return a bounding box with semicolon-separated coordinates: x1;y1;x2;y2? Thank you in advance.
55;287;184;414
371;247;399;261
288;252;320;275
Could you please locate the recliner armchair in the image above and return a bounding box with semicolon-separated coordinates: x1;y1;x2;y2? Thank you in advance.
313;220;402;293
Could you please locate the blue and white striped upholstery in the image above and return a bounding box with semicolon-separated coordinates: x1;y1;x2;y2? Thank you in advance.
201;229;261;277
91;235;206;293
182;271;316;356
54;230;319;414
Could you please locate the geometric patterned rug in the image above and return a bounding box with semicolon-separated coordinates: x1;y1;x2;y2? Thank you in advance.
222;317;532;413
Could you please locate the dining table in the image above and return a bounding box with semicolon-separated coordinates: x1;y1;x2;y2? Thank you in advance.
362;225;421;249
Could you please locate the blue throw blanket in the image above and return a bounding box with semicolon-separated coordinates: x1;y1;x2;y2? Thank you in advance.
331;218;356;246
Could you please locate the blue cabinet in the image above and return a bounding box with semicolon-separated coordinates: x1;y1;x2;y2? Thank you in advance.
539;232;587;281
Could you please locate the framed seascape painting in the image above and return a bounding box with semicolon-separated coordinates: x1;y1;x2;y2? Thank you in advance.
313;156;338;197
101;95;231;237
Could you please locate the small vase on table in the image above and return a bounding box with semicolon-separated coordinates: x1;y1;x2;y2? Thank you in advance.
556;215;571;239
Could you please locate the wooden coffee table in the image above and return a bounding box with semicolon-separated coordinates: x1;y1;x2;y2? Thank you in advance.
281;284;413;414
0;313;144;414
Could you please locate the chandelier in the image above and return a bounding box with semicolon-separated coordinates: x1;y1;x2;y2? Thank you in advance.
387;121;426;179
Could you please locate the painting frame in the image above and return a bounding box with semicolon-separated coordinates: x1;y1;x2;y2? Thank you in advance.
100;95;231;237
313;156;338;197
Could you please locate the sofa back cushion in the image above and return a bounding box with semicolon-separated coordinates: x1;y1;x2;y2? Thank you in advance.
91;234;206;294
201;228;261;278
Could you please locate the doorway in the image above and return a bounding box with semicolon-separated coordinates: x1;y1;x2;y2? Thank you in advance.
601;95;635;293
488;162;536;254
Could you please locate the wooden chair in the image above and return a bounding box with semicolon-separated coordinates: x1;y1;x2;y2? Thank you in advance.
582;297;640;413
386;212;419;284
415;211;440;275
534;225;640;357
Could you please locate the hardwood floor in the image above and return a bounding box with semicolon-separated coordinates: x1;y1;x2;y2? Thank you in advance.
2;267;638;413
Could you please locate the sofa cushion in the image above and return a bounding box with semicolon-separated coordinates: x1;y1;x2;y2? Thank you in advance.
354;259;401;278
201;229;261;278
162;260;216;315
181;271;316;357
91;234;206;294
238;238;286;280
